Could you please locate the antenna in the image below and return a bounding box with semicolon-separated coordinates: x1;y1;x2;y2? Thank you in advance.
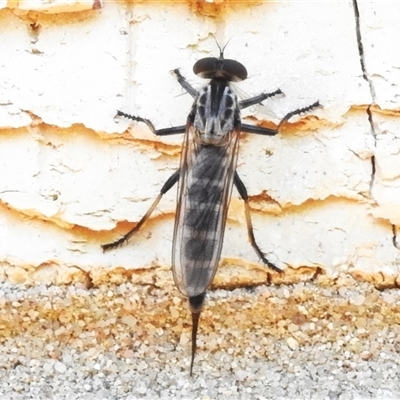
212;35;235;60
212;36;224;59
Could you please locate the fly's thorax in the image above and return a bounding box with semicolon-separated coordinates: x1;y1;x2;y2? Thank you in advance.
192;79;240;145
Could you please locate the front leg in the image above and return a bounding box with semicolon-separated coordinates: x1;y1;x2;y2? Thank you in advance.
116;69;198;136
239;88;283;109
172;68;198;99
117;111;186;136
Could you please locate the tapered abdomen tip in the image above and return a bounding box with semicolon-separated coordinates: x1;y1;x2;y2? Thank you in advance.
189;293;206;376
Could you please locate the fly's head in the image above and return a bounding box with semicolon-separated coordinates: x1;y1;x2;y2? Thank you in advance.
193;56;247;82
192;36;247;81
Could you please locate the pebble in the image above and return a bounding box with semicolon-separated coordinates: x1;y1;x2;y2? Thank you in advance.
287;337;299;350
54;361;67;373
0;279;399;399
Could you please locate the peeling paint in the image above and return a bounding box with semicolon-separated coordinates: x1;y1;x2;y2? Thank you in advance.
1;2;400;289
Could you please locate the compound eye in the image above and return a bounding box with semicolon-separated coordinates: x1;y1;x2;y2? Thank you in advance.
222;59;247;81
193;57;219;76
193;57;247;81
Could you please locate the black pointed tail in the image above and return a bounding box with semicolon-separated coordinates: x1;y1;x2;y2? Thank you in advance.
189;293;206;376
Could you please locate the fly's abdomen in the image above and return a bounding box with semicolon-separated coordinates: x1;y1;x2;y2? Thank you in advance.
172;142;239;297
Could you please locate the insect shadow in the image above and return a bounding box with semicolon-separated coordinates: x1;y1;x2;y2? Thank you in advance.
103;45;319;376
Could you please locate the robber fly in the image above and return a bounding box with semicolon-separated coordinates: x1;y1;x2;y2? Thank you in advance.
102;47;319;375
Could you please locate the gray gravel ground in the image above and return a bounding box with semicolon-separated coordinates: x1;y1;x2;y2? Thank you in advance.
1;278;400;399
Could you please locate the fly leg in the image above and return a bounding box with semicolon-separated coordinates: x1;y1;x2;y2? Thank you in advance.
116;111;186;136
277;101;320;130
239;89;280;135
106;99;192;252
239;88;284;135
240;101;320;136
116;68;197;136
233;172;282;273
102;169;180;251
239;88;283;109
172;68;198;99
119;68;197;131
234;101;320;269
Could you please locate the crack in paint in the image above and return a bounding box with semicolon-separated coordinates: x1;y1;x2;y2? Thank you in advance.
352;0;377;184
392;225;398;248
352;1;399;249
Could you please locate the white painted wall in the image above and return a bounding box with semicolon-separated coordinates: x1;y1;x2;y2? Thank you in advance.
0;1;399;286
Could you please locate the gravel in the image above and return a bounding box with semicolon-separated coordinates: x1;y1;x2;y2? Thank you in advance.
0;275;400;399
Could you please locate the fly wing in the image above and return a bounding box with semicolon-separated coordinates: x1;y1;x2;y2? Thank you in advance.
172;123;241;298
